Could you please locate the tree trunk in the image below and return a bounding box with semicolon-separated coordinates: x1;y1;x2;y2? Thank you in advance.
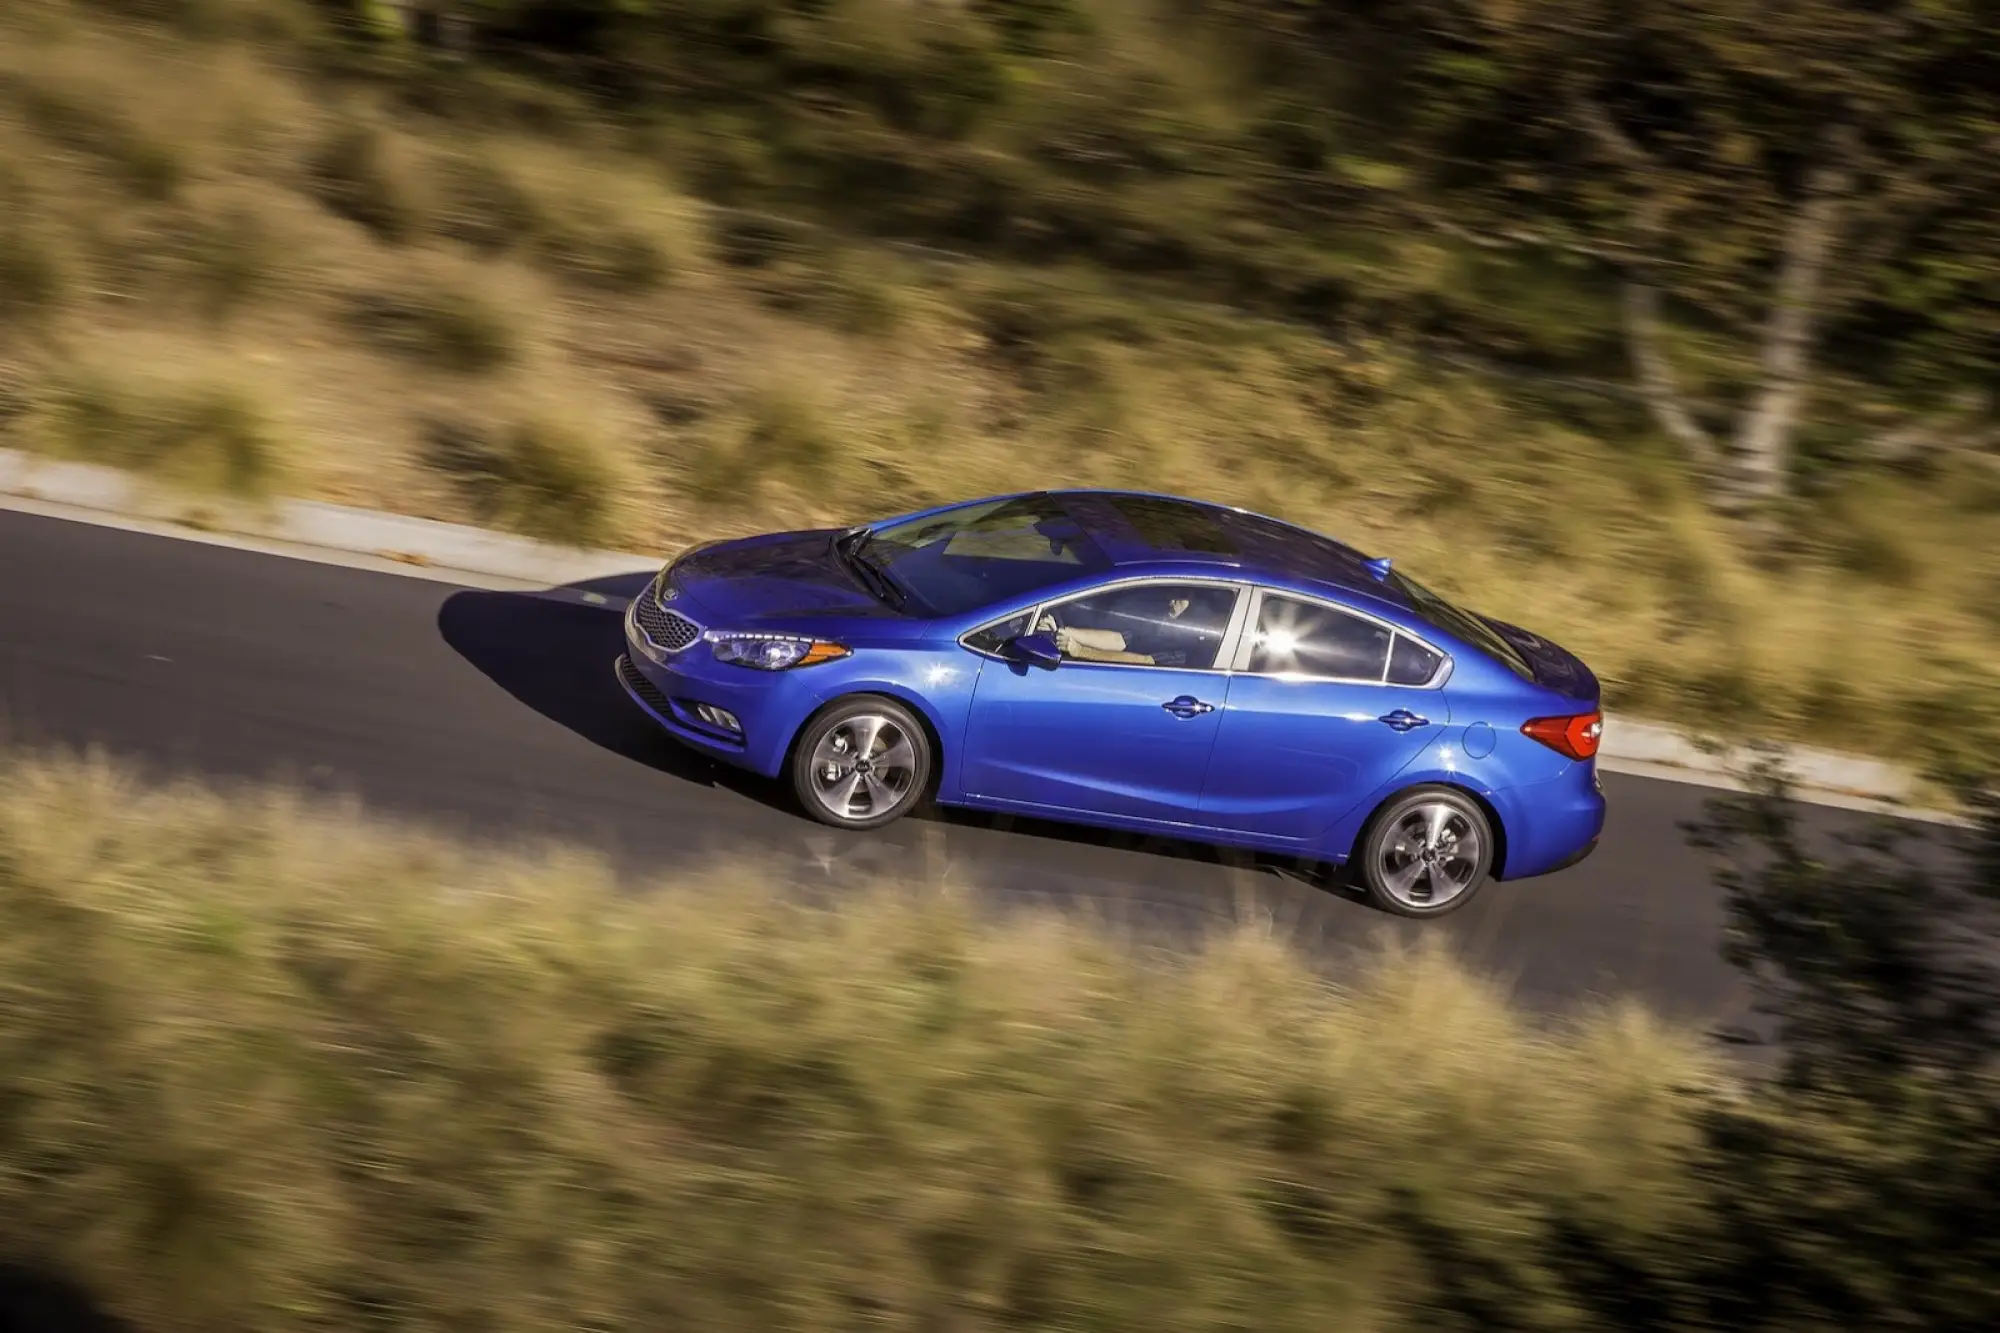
1730;145;1855;503
1581;105;1858;514
1621;276;1724;475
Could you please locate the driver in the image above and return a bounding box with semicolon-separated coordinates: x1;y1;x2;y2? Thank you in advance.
1120;593;1211;667
1040;593;1211;666
1037;612;1149;664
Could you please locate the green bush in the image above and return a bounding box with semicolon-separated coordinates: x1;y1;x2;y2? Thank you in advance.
536;218;672;292
420;415;621;544
42;373;286;497
307;121;421;243
170;203;284;324
345;283;518;374
0;222;72;330
429;150;545;254
9;77;184;201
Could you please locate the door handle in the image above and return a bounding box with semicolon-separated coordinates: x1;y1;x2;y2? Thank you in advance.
1378;709;1430;732
1162;695;1215;719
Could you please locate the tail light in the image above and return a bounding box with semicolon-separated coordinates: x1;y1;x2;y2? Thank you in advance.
1522;711;1603;761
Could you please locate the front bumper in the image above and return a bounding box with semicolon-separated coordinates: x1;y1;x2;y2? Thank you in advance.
618;601;822;778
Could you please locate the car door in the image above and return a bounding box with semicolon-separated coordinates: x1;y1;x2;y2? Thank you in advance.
1198;588;1451;842
958;578;1250;824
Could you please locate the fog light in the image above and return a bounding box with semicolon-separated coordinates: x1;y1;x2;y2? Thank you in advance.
691;703;741;733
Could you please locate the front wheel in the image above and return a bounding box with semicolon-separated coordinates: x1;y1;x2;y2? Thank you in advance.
1353;787;1496;918
790;696;933;830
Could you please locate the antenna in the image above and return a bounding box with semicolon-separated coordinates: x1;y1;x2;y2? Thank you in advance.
1363;556;1393;580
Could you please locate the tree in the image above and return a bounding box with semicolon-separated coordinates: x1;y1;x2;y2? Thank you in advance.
1369;0;2000;513
1680;761;2000;1330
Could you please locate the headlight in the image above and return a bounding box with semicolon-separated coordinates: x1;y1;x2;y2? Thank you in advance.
703;630;851;671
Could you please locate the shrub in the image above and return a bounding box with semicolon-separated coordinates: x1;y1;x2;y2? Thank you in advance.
536;218;672;293
170;203;283;324
6;748;2000;1333
42;372;286;497
345;283;518;374
0;750;1712;1333
0;223;72;330
306;121;420;243
683;387;841;506
429;150;545;254
10;78;184;201
421;415;622;545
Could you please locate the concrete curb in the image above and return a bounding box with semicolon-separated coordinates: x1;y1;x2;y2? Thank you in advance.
0;449;663;589
0;447;1951;819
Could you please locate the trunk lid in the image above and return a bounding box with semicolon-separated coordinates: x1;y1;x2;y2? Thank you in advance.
1477;615;1600;704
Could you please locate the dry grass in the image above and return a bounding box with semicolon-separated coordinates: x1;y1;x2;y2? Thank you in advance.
0;747;1717;1333
25;367;288;499
0;1;1994;762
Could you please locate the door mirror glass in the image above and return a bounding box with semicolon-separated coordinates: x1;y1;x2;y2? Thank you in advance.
1006;631;1063;671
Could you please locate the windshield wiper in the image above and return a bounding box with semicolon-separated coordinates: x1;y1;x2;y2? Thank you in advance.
834;531;907;609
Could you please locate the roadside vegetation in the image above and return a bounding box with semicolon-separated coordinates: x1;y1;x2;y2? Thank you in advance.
0;0;1996;767
1;749;1996;1332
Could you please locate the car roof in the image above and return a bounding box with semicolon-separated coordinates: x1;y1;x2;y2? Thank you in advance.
1042;488;1408;608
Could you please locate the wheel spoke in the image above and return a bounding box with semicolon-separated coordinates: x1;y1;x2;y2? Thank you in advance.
874;735;917;775
1382;859;1425;898
1424;803;1453;848
860;773;893;814
849;716;887;759
823;772;864;816
1440;830;1483;881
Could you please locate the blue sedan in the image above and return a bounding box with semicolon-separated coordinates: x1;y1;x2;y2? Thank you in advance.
618;490;1605;917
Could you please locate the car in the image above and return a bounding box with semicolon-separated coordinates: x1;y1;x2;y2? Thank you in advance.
617;489;1605;917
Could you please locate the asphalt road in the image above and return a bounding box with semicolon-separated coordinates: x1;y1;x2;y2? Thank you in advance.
0;505;1906;1036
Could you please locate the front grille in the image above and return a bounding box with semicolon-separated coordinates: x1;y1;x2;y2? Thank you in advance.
631;590;701;654
617;654;674;717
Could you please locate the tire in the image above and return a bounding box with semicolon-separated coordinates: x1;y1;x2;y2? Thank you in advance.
789;695;933;831
1352;786;1496;919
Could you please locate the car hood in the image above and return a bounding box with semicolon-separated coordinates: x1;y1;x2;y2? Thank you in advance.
666;529;915;628
1477;615;1600;705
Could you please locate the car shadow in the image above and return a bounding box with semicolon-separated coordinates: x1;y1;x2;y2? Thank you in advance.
435;574;764;803
435;575;1367;899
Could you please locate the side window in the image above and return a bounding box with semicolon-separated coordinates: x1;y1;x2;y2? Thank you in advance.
1248;594;1392;680
963;611;1033;656
1387;634;1444;686
1037;583;1238;670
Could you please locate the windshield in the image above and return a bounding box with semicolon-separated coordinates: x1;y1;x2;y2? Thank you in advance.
848;495;1111;617
1381;567;1535;680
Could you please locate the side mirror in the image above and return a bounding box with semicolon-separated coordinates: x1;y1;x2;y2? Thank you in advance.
1006;631;1062;671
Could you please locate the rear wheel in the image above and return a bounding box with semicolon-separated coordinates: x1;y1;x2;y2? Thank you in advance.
1353;786;1495;918
790;696;932;830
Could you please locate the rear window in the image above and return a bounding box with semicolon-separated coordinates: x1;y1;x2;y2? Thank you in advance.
1387;634;1444;686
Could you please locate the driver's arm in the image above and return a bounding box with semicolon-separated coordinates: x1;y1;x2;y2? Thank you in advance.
1054;626;1155;664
